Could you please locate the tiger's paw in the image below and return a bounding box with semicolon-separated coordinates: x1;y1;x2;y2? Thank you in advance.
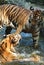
33;44;40;49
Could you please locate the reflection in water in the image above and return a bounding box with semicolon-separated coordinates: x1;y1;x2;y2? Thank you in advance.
0;27;44;65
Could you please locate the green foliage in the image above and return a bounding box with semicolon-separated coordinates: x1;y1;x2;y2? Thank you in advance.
26;0;44;5
6;0;26;6
0;0;8;4
0;0;44;5
0;0;26;6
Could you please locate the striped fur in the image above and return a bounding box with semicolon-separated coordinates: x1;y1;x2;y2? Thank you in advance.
0;4;31;33
23;10;42;47
0;4;42;48
31;10;42;47
0;34;21;62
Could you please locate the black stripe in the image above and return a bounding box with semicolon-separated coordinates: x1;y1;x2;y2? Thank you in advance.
5;5;10;10
5;43;7;48
33;34;39;37
5;5;13;14
1;42;5;51
10;7;19;21
13;8;20;22
11;6;18;16
0;42;7;52
5;5;10;11
33;39;36;42
0;53;7;61
35;30;40;33
11;6;18;14
10;5;15;11
35;28;40;33
0;43;7;61
16;8;25;21
12;8;24;22
16;9;25;22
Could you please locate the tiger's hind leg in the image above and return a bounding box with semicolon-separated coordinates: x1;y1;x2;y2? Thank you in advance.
3;26;12;38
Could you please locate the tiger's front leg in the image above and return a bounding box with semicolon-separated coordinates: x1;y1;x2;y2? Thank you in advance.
31;25;40;48
8;23;24;42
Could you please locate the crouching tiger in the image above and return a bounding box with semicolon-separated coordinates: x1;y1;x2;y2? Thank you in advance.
0;4;42;48
0;34;21;62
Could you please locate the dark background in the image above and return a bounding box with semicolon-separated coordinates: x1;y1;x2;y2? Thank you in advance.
0;0;44;5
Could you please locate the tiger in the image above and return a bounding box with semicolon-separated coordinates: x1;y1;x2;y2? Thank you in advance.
0;4;42;48
0;34;21;62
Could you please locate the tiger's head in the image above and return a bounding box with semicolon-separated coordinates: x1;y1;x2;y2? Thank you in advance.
30;10;42;26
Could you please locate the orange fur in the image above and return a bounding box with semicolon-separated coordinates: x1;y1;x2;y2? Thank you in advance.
0;34;21;62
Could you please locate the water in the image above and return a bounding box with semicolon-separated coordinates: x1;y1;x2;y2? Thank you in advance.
0;28;44;65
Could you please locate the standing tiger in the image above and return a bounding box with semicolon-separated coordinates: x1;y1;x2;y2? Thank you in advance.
0;4;42;48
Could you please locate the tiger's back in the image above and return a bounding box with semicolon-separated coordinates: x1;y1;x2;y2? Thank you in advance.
0;4;30;27
0;4;32;35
